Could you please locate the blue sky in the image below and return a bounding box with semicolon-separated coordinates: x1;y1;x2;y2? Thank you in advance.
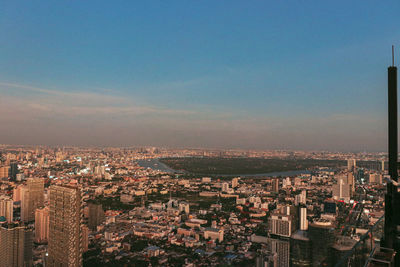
0;1;399;151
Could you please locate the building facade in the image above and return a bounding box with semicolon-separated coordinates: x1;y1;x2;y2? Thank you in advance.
21;178;44;222
48;185;82;267
0;196;13;223
0;224;33;267
35;206;49;243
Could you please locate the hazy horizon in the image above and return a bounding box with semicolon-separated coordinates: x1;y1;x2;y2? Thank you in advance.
1;1;399;151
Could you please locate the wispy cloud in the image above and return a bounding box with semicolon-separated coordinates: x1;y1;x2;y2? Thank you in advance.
0;81;386;151
0;82;203;118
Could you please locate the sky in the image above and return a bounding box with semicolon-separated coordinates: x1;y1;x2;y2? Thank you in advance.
0;1;399;151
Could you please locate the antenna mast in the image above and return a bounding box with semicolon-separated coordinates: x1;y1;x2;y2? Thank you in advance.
393;45;395;66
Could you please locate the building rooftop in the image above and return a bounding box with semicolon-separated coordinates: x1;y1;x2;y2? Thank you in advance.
291;230;309;241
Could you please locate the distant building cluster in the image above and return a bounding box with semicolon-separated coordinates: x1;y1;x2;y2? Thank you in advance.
0;145;388;266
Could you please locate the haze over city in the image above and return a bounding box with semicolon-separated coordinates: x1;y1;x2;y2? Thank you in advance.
3;2;400;267
1;1;400;151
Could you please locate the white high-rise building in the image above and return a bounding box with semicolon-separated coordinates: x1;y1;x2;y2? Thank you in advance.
300;207;308;231
268;214;294;238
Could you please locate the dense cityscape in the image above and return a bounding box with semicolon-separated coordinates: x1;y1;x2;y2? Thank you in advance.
0;145;390;266
2;1;400;267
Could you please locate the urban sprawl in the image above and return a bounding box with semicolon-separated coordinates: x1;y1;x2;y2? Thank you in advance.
0;145;388;266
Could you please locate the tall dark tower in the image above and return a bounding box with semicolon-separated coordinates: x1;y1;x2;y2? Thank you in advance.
384;46;399;254
9;162;18;181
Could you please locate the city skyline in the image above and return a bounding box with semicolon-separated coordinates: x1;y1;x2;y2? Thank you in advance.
1;1;400;151
1;2;399;266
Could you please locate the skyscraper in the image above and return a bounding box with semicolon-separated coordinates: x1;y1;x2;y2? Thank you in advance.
88;203;105;231
295;190;306;206
0;224;33;267
222;182;229;192
299;207;308;231
369;173;383;184
308;219;335;267
347;172;355;193
332;178;350;202
9;162;18;181
290;230;312;267
256;249;278;267
21;178;44;222
268;213;295;238
48;185;82;267
0;166;10;179
13;184;23;202
383;46;400;259
268;238;290;267
231;177;239;188
0;196;13;223
35;206;49;243
272;178;279;193
81;225;89;253
347;159;356;171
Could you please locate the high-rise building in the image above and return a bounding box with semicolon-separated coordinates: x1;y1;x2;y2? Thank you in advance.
356;168;365;183
383;49;400;258
308;219;335;267
48;185;82;267
222;182;229;192
178;202;190;214
0;224;33;267
369;173;383;184
290;230;312;267
282;177;291;188
88;203;105;231
82;225;89;253
332;179;350;202
295;190;306;206
256;249;278;267
21;178;44;222
268;238;290;267
268;213;295;238
0;196;13;223
347;159;356;171
347;172;355;193
0;166;10;179
13;184;23;202
35;207;49;243
323;200;337;214
329;236;357;266
16;173;24;181
9;162;18;181
299;207;308;231
231;177;239;188
272;178;279;193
